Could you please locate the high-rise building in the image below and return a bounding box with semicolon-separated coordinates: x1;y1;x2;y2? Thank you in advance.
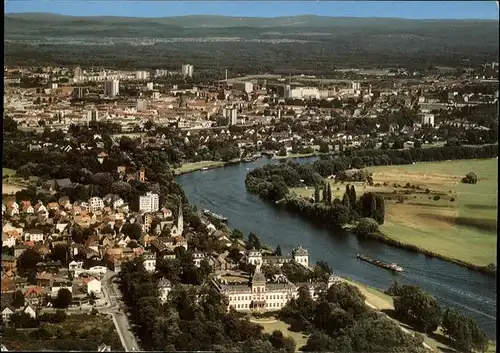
137;99;147;112
104;79;119;97
74;66;83;78
136;71;149;80
139;192;159;213
181;64;194;78
223;105;238;125
73;87;86;99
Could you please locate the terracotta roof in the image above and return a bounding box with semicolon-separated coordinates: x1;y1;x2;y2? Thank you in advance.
25;286;44;296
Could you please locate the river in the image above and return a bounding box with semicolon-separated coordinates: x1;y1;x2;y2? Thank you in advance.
177;156;497;338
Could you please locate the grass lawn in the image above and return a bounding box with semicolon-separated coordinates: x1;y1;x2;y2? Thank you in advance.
2;168;17;177
250;317;309;351
1;313;123;351
291;158;497;267
174;161;225;175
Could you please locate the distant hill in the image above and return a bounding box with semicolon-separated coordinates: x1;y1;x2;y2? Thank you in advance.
4;13;499;72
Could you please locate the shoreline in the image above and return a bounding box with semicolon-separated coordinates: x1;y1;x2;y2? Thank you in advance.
363;230;497;276
176;158;496;275
174;153;321;176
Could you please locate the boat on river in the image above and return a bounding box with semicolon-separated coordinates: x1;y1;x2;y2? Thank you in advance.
203;209;228;222
357;254;403;273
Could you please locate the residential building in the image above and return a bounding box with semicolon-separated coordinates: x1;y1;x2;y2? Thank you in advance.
143;253;157;273
104;79;119;97
87;279;102;295
223;105;238;126
89;197;105;213
139;192;159;213
181;64;194;78
247;246;309;269
135;71;149;80
158;278;172;303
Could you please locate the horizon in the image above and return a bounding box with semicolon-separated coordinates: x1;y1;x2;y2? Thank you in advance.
4;1;500;21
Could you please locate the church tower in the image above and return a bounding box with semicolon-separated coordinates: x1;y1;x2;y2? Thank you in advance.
176;201;183;236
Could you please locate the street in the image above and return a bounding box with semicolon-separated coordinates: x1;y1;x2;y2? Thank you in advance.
100;271;141;352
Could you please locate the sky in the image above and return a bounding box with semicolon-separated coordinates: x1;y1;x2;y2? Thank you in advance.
4;1;500;20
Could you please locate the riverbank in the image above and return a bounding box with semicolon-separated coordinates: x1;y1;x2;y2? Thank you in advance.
272;152;320;160
174;161;227;175
290;158;497;275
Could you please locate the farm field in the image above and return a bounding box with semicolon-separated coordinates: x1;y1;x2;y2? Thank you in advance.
291;158;498;267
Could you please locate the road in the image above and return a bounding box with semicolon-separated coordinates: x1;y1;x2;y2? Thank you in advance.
100;271;141;352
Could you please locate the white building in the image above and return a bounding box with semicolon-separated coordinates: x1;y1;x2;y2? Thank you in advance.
158;278;172;303
193;251;205;268
24;229;44;242
146;82;154;91
233;81;254;94
136;71;149;81
88;197;104;213
284;85;320;99
137;99;147;112
422;113;435;127
350;82;361;91
143;253;157;273
181;64;194;78
104;79;120;97
139;192;159;213
87;279;102;295
247;246;309;269
223;105;238;126
212;270;339;312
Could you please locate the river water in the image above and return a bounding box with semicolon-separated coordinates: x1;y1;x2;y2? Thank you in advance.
177;156;497;338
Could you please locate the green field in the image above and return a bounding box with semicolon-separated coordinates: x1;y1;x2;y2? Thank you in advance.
250;317;309;351
2;168;17;177
1;314;123;351
174;161;225;175
291;159;498;267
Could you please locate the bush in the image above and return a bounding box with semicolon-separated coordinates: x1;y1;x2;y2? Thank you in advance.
450;197;455;202
425;188;430;194
433;195;440;201
462;172;478;184
354;218;380;235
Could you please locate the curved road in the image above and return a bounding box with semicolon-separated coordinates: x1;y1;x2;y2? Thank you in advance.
177;156;497;338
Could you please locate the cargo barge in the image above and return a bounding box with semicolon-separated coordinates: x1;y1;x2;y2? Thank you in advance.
203;209;228;222
357;254;403;273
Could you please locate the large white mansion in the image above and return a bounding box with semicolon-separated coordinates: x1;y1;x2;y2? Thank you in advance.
212;246;341;312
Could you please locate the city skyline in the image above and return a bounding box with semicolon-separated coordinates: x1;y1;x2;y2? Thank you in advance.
5;1;500;20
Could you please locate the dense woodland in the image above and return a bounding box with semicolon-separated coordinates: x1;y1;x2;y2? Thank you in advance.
5;14;499;73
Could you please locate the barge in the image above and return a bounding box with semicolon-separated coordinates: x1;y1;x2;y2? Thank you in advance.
203;209;228;222
357;254;403;273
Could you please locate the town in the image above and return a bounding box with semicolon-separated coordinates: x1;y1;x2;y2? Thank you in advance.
2;59;497;352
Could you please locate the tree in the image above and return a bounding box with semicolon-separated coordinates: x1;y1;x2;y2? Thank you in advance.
326;183;332;204
278;147;287;157
275;245;282;256
462;172;478;184
393;285;441;334
53;288;73;309
442;307;489;353
354;218;379;235
349;184;357;207
319;142;330;154
12;290;25;308
231;228;244;239
314;185;320;203
247;232;262;250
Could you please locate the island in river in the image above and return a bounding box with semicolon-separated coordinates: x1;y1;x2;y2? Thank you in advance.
291;158;498;270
